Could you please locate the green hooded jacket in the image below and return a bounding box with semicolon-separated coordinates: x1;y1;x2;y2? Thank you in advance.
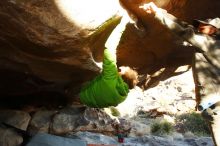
79;48;129;108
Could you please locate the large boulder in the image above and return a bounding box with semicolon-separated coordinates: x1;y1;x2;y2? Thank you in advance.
0;0;220;106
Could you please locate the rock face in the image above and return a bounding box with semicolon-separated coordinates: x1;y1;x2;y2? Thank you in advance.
0;0;220;106
0;105;214;146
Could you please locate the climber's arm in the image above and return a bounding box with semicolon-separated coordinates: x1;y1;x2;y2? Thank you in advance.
104;15;129;62
102;15;130;79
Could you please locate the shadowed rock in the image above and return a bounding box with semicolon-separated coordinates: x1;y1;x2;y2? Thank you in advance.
0;0;220;107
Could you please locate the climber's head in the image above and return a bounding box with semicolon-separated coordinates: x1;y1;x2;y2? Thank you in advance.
193;18;220;36
119;66;138;89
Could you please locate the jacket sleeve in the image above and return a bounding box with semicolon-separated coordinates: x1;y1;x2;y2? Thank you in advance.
102;16;128;79
102;48;118;79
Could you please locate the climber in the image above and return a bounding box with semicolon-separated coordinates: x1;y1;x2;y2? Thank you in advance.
139;2;220;146
79;12;138;108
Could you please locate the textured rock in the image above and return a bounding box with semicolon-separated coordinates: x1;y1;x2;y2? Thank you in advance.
26;133;87;146
51;107;81;134
28;110;57;133
0;1;220;143
0;127;23;146
70;131;118;145
75;108;118;135
69;131;214;146
185;137;214;146
128;120;151;137
0;110;31;130
49;106;121;135
0;0;198;102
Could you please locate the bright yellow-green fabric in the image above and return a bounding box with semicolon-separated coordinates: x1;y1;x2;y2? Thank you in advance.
79;48;129;108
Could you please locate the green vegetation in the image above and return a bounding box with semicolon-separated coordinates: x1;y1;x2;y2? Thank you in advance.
151;121;174;135
110;106;121;117
176;112;211;136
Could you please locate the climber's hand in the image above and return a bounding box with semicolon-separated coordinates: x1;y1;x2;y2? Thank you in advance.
139;2;158;14
117;0;138;24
